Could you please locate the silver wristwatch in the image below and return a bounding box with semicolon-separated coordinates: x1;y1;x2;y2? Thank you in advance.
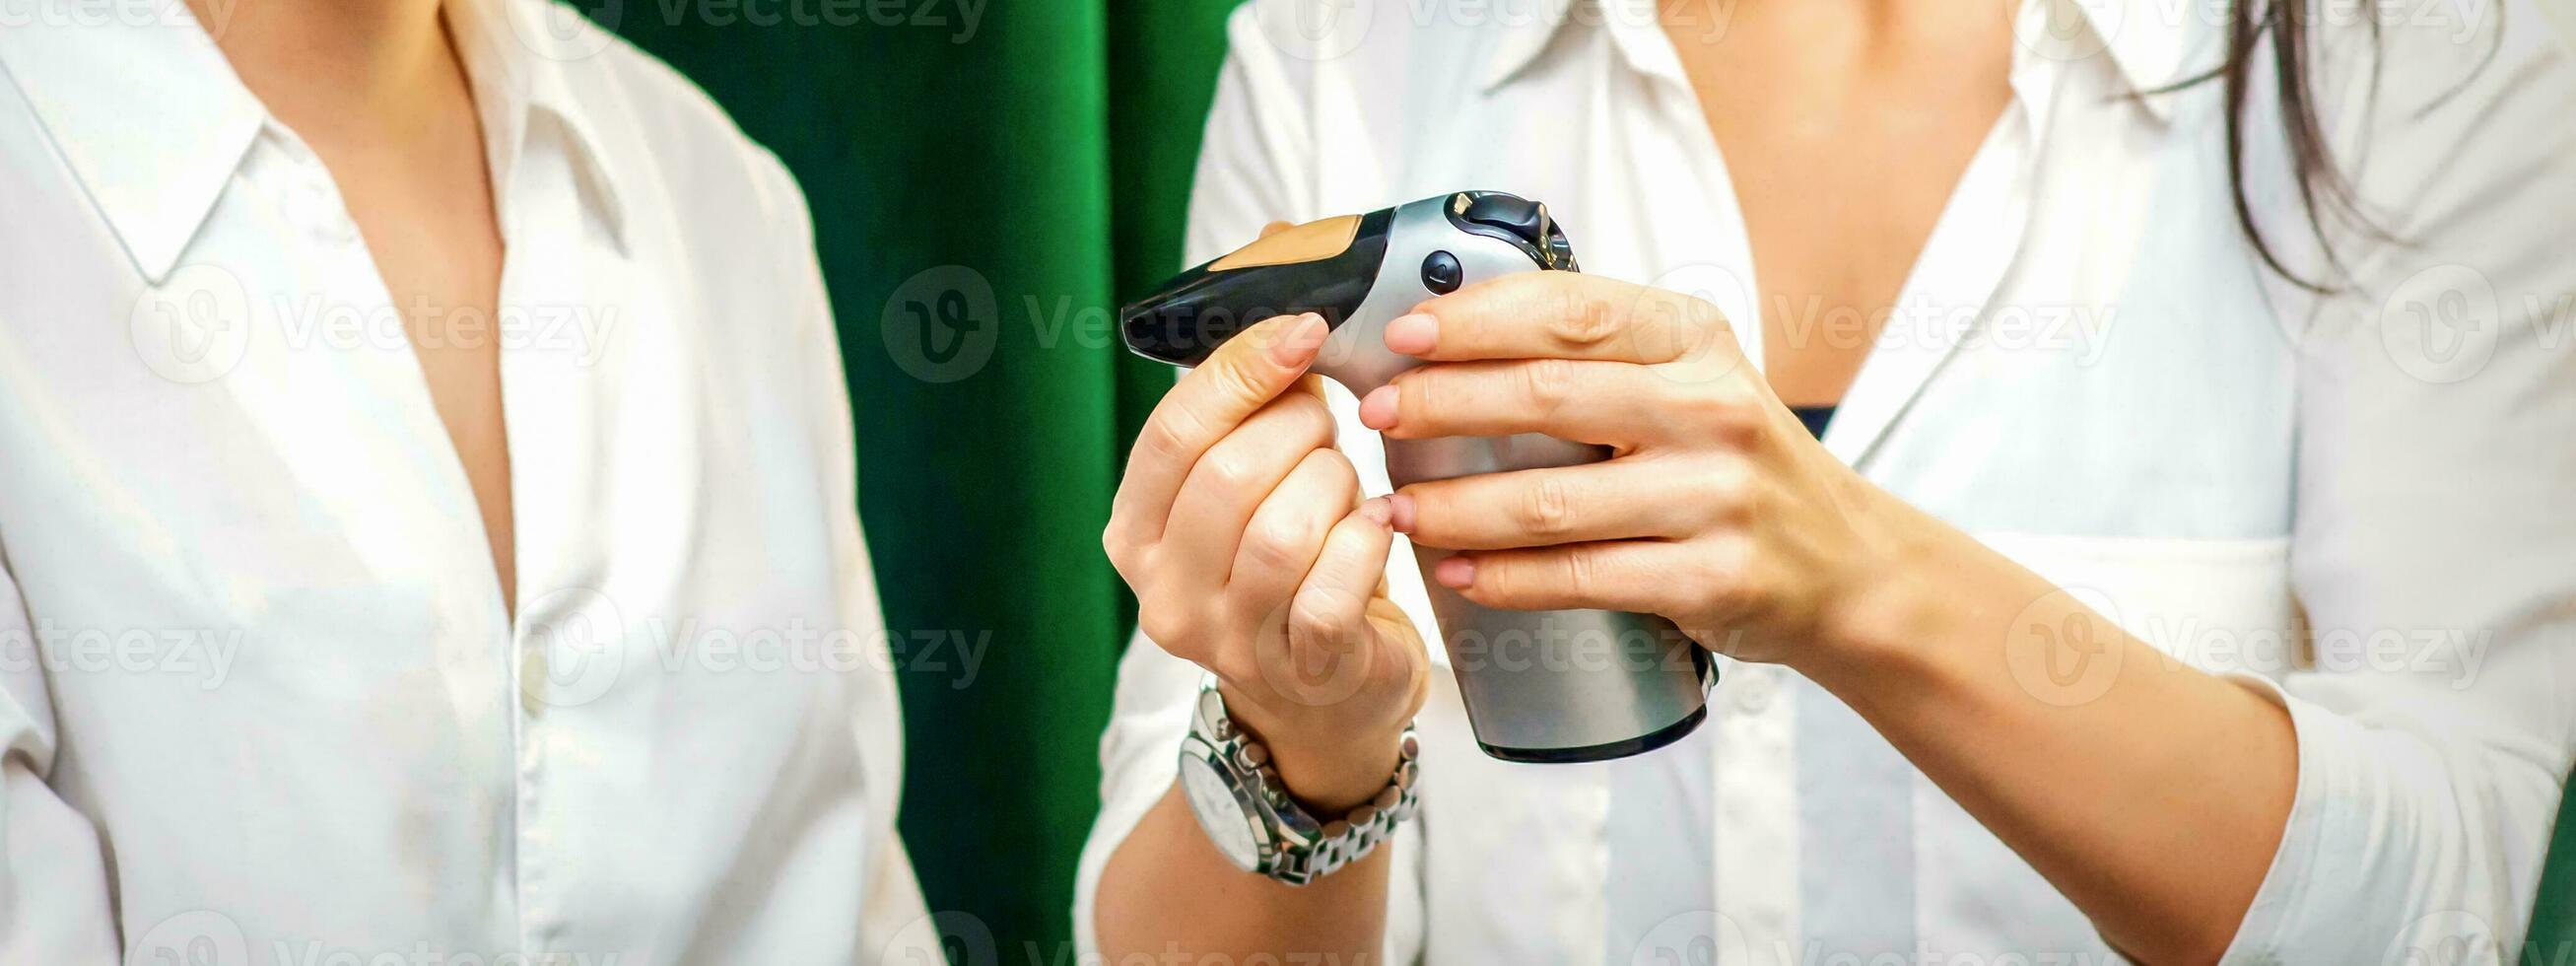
1175;678;1420;886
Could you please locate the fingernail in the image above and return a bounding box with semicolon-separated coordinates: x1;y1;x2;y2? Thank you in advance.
1387;493;1416;533
1357;385;1398;430
1267;312;1329;367
1384;313;1438;355
1359;496;1392;526
1433;555;1474;588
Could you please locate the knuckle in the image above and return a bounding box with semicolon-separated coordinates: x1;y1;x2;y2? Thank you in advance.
1202;452;1260;491
1552;292;1620;348
1243;515;1320;572
1632;292;1727;363
1288;591;1353;643
1283;386;1331;421
1295;444;1357;489
1293;402;1339;448
1319;448;1361;490
1208;354;1274;405
1100;526;1133;571
1680;387;1765;444
1700;460;1756;525
1519;358;1579;415
1402;484;1451;535
1134;414;1194;465
1563;545;1604;594
1137;606;1197;653
1397;374;1446;428
1686;296;1731;339
1709;485;1756;527
1517;475;1578;538
1314;456;1362;507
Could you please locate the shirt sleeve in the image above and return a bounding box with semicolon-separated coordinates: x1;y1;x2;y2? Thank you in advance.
738;145;938;965
2219;3;2576;960
0;559;121;964
1178;2;1323;266
1073;7;1426;960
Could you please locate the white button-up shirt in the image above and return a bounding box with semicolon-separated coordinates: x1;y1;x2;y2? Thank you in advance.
1077;0;2576;963
0;3;935;962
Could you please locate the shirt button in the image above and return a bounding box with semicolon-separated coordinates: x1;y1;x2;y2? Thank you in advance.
519;646;548;717
1731;665;1776;714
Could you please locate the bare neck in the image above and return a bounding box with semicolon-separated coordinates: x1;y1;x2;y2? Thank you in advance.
186;0;460;141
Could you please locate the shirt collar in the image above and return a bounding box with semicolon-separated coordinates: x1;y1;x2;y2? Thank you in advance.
0;4;262;284
0;0;631;285
444;0;633;250
1476;0;2203;120
1478;0;1682;92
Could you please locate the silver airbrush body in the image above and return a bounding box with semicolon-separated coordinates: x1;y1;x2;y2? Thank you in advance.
1121;191;1711;762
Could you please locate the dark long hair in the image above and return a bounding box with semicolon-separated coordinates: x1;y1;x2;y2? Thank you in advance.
2205;0;2511;292
2205;0;2380;292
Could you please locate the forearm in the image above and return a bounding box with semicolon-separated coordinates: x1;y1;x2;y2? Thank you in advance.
1093;784;1394;965
1802;509;2297;964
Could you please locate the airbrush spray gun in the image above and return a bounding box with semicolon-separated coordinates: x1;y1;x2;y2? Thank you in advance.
1120;191;1713;763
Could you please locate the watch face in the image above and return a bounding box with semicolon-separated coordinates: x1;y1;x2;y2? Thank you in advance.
1177;753;1262;872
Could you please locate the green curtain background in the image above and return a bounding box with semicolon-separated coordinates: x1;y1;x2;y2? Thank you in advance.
597;2;2574;958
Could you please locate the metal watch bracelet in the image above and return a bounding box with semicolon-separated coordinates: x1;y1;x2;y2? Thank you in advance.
1176;677;1421;886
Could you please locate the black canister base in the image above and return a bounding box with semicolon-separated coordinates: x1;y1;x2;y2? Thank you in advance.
1476;704;1710;764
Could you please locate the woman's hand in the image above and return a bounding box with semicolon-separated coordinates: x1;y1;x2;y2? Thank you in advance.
1357;271;1924;669
1105;311;1431;813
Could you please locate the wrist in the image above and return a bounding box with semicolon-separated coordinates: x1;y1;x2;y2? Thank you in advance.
1800;501;2057;714
1217;681;1408;815
1801;497;1979;687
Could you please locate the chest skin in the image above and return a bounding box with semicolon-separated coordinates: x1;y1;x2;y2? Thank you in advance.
1661;0;2014;407
221;10;517;615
